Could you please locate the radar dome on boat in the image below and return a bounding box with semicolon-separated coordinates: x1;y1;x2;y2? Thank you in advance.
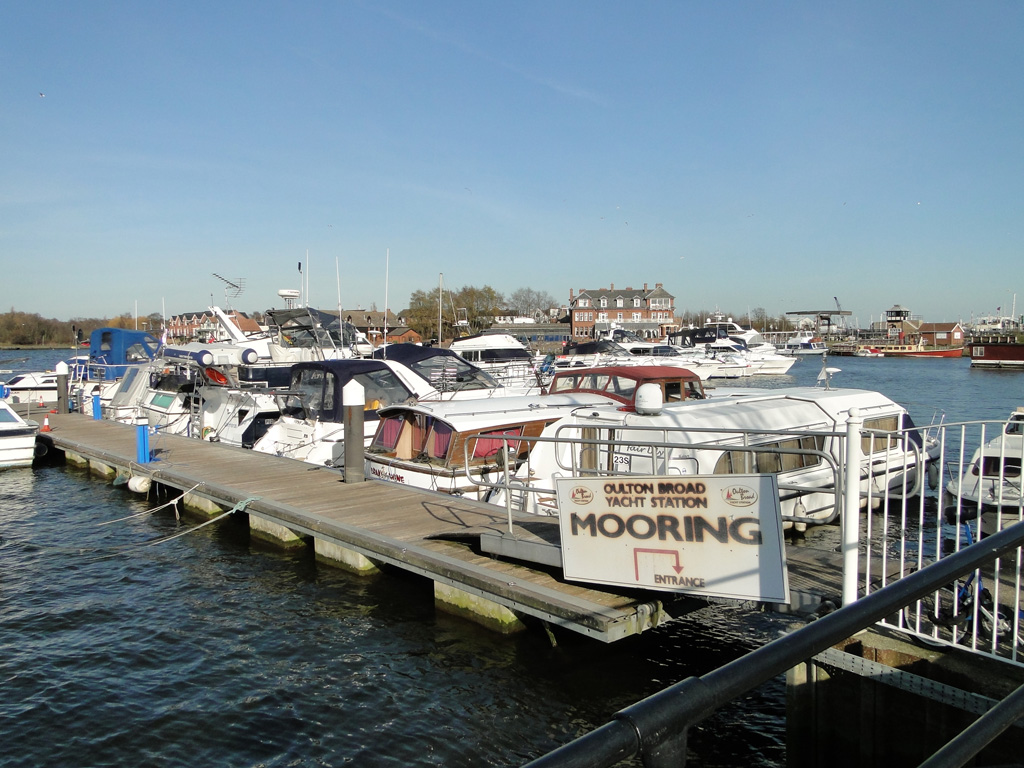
635;382;663;415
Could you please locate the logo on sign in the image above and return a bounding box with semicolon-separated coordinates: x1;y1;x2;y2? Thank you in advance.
569;486;594;505
722;484;757;507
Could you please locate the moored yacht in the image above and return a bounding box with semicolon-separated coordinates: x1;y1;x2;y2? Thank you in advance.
779;331;829;356
944;408;1024;515
253;345;529;466
447;332;543;390
365;366;708;496
489;380;938;528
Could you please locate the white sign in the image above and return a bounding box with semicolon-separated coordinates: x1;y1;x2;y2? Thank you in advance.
555;475;789;603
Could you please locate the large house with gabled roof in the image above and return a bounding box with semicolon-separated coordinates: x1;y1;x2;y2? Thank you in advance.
567;283;676;340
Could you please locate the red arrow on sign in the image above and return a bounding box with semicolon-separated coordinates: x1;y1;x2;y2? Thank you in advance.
633;548;683;581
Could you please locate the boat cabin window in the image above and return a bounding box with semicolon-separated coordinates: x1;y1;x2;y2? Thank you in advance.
352;369;415;415
0;408;19;423
479;349;532;363
369;412;433;459
1006;417;1024;435
714;436;825;474
409;356;498;392
125;342;152;362
282;368;332;420
664;380;705;402
469;427;525;461
974;456;1022;478
861;416;902;453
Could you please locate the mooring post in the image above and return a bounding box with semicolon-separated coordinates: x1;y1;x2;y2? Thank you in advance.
842;407;863;606
55;360;69;414
135;424;151;464
342;379;365;483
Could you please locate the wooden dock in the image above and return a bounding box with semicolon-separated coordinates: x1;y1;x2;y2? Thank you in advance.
35;412;846;642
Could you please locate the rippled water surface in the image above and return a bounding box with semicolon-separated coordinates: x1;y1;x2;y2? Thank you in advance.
1;349;1020;766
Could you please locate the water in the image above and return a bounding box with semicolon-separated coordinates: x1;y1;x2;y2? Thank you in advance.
1;349;1022;767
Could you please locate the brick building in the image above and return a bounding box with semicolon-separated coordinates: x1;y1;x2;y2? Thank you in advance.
567;283;676;340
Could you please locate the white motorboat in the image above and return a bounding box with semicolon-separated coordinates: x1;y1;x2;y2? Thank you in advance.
552;339;726;380
779;331;830;356
944;408;1024;514
253;345;531;466
0;395;39;469
667;326;796;377
365;365;708;496
490;380;938;528
448;332;543;390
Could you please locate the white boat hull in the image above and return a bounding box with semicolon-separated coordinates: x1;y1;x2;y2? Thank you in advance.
0;426;38;468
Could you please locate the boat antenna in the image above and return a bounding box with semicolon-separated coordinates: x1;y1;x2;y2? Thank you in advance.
816;353;841;390
212;273;245;308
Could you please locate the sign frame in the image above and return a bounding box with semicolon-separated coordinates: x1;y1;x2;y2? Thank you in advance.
555;474;789;603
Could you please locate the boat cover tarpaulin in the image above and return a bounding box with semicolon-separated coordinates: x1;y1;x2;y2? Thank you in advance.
88;328;160;380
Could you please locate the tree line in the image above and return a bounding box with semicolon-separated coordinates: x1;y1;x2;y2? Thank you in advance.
2;294;800;348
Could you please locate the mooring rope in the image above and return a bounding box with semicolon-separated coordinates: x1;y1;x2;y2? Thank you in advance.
97;482;204;526
133;496;261;549
71;496;262;561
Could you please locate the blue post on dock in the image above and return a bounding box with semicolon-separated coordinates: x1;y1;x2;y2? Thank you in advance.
92;394;102;420
135;424;151;464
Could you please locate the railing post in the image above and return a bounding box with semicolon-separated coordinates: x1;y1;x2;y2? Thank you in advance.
842;407;863;606
342;380;365;483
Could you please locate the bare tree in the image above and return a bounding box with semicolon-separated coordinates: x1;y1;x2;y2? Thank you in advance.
508;288;557;317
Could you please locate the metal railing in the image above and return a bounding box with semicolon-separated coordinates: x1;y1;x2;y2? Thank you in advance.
875;416;1024;664
463;412;1024;665
520;520;1024;768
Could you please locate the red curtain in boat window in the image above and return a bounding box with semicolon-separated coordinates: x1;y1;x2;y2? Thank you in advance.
377;417;403;450
472;428;523;458
410;414;431;453
430;423;453;459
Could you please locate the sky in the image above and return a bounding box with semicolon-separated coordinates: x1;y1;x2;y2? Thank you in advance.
3;2;1023;328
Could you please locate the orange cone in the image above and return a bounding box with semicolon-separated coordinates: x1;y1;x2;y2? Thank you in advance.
41;416;51;432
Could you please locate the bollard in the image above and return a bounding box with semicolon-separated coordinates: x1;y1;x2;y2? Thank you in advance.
92;394;102;420
342;380;365;483
135;424;151;464
55;361;69;414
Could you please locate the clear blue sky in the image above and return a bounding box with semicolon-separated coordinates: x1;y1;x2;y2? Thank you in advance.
3;2;1022;327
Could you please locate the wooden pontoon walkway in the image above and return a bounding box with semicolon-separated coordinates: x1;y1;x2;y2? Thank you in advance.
36;412;845;642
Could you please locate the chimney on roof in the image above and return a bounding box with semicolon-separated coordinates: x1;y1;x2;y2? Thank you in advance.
655;283;663;289
569;288;574;300
610;283;614;290
644;282;648;291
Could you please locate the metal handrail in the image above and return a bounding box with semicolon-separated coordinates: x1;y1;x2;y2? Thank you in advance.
521;520;1024;768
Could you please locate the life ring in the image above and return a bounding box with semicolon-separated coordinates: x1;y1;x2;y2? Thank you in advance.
201;427;215;440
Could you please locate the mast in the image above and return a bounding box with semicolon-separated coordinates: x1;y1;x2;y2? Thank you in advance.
335;256;345;350
383;248;389;359
438;272;443;346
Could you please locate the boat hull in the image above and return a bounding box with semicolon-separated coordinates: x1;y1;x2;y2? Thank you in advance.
0;427;38;469
880;346;964;358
